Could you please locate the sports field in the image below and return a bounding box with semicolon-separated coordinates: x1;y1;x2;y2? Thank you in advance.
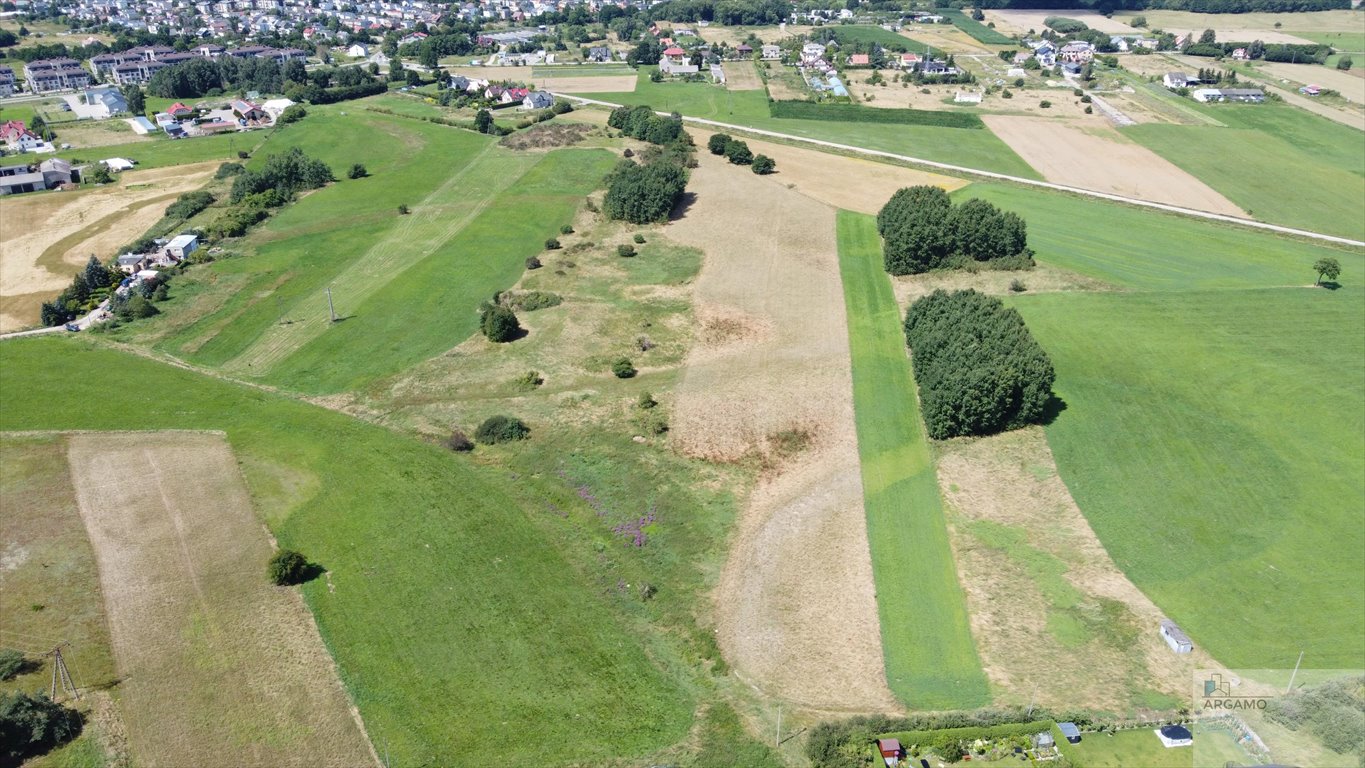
837;211;989;709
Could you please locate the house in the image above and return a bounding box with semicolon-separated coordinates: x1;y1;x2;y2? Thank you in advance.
659;46;699;75
1155;725;1193;748
168;102;194;119
735;43;753;58
1058;41;1095;62
39;158;72;188
1193;87;1264;103
1058;722;1082;744
83;86;128;118
1159;619;1193;653
522;90;554;109
848;53;870;66
1013;51;1033;65
1163;72;1194;89
1034;731;1055;750
587;46;611;63
116;253;146;274
1;121;44;152
709;63;725;83
900;52;921;68
1133;37;1160;50
1231;47;1249;60
875;738;902;767
449;75;471;91
231;99;268;122
0;67;15;98
501;87;530;105
1300;84;1321;96
346;43;369;57
802;42;827;58
762;44;782;60
165;233;199;260
1109;36;1130;52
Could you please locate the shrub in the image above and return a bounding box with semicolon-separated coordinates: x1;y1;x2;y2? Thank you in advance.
637;391;658;409
751;154;775;174
707;132;732;155
267;549;310;585
514;370;543;390
1002;88;1013;98
1084;105;1093;114
904;289;1055;439
1039;100;1052;108
237;150;250;159
617;244;637;257
0;691;82;765
1013;77;1024;87
611;357;637;378
633;233;646;244
347;163;368;179
503;291;562;311
480;305;521;342
1080;94;1092;103
0;649;24;681
474;415;530;444
525;256;542;270
545;238;561;250
165;190;215;220
214;162;246;179
559;224;574;234
278;103;307;124
445;429;474;452
398;203;410;215
724;139;754;165
1009;279;1027;292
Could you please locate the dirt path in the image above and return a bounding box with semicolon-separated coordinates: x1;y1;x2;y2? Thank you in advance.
669;152;898;712
982;116;1249;216
66;432;377;768
0;163;217;332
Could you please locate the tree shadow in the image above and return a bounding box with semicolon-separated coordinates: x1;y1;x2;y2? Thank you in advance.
296;562;327;585
499;327;530;342
1317;281;1341;291
1039;394;1068;426
669;191;698;221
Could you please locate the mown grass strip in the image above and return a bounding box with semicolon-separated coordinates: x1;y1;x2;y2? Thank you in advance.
771;100;984;129
837;210;990;709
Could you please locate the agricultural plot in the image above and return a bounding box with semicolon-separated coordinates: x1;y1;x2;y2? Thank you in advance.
670;152;897;711
67;431;375;768
1111;9;1359;43
837;211;989;710
720;60;764;91
1015;288;1365;671
0;339;694;766
981;116;1246;216
985;9;1138;36
939;9;1016;45
1123;105;1365;239
0;162;218;332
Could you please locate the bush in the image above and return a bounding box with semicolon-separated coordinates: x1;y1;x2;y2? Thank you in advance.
617;244;637;257
474;415;530;444
545;238;561;250
724;139;753;165
1039;100;1052;108
559;224;574;234
503;290;562;311
164;190;215;221
525;256;542;270
0;691;82;765
514;370;544;390
0;649;24;681
214;162;246;179
1084;105;1093;114
278;103;307;124
1013;78;1025;87
633;233;646;244
751;154;775;174
904;289;1055;439
445;429;474;452
1009;279;1027;293
1002;88;1013;98
267;549;310;585
707;132;732;155
612;357;637;378
398;203;410;214
637;391;658;409
480;305;521;342
347;163;368;179
1338;55;1353;71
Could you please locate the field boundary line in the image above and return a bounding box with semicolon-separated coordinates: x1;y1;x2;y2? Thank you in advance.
558;95;1365;249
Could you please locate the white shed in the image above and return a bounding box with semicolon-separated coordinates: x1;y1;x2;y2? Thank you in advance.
166;234;199;260
1159;619;1193;653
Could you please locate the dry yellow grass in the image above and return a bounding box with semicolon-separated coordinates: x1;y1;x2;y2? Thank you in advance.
982;115;1248;216
1254;60;1365;103
721;60;765;91
66;432;376;768
669;151;897;712
985;9;1140;36
0;163;217;331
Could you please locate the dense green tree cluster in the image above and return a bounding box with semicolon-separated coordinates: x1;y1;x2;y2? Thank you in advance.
904;289;1055;439
230;148;334;204
877;186;1030;275
648;0;791;25
608;105;685;145
164;190;215;221
480;305;522;342
267;549;311;585
603;160;689;224
1;692;82;765
40;256;120;326
475;415;531;443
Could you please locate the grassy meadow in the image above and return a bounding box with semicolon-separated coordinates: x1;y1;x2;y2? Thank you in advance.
837;211;989;709
1123;104;1365;240
580;69;1041;178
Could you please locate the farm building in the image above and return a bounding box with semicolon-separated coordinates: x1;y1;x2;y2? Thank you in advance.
1163;72;1196;89
1156;724;1193;748
1058;722;1082;743
165;234;200;260
0;162;45;195
1159;619;1193;653
876;738;902;766
710;64;725;84
232;100;268;122
1193;88;1265;104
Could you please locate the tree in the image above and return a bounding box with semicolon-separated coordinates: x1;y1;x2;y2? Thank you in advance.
0;692;82;765
1338;55;1353;71
481;304;521;342
267;549;310;585
121;83;145;115
1199;28;1217;44
751;154;775;175
89;165;113;184
0;649;24;680
82;255;112;290
707;132;731;155
347;163;368;179
724;139;753;165
474;415;530;443
603;159;688;224
1313;257;1341;285
474;108;494;134
278;104;307;124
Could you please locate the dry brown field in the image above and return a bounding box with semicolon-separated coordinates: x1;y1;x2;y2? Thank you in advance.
985;9;1139;36
849;73;1095;119
1114;9;1357;40
66;432;376;768
0;163;217;332
901;25;997;56
722;60;765;91
444;65;638;93
982;115;1247;215
56;120;151;149
668;151;896;712
1254;60;1365;102
698;24;813;47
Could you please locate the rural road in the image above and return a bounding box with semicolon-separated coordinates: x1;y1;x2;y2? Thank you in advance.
0;299;109;341
561;94;1365;249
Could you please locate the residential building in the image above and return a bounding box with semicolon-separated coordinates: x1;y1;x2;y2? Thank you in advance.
658;46;698;76
0;66;16;97
24;58;92;92
521;90;553;109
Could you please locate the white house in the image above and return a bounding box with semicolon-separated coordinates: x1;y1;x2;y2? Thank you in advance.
1163;72;1195;89
346;43;368;57
761;44;782;60
521;90;554;109
165;233;199;260
658;46;698;75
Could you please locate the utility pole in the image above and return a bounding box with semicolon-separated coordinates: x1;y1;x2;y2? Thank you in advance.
775;704;782;748
45;643;80;702
1285;650;1305;694
326;285;337;323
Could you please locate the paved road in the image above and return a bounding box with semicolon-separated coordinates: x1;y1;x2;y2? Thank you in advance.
561;94;1365;249
0;299;110;341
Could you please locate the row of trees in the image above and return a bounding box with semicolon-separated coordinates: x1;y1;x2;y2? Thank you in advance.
877;186;1031;275
904;289;1056;440
145;56;383;103
707;133;776;174
648;0;793;25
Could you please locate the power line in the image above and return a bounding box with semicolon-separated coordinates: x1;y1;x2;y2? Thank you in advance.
43;643;80;702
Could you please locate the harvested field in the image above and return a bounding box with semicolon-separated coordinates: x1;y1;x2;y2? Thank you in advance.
1113;9;1352;41
669;152;896;712
0;162;217;332
764;73;809;101
1254;60;1365;103
65;432;375;768
984;9;1139;36
698;24;814;47
722;60;764;91
899;25;994;56
935;428;1225;710
982;116;1247;216
689;128;967;214
54;120;150;149
531;75;638;93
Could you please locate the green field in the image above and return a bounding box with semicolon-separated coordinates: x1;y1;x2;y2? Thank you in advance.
769;99;984;129
1283;30;1365;53
0;340;694;767
1058;726;1194;768
580;70;1040;178
937;8;1017;45
55;132;264;169
819;24;933;52
837;211;989;709
1013;287;1365;669
1124;104;1365;240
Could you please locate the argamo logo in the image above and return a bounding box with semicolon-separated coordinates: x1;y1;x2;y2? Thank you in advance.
1200;673;1268;711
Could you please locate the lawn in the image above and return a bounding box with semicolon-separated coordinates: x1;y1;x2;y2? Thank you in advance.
1057;726;1194;768
936;9;1017;45
953;183;1364;291
580;70;1041;178
55;131;263;169
1123;103;1365;240
837;211;989;709
1013;287;1365;670
1290;30;1365;53
0;339;695;767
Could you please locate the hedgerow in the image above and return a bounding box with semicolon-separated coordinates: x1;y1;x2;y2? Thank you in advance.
769;100;983;129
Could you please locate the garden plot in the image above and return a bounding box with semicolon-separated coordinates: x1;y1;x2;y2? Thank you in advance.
66;432;376;768
669;152;897;711
982;116;1246;216
0;163;217;332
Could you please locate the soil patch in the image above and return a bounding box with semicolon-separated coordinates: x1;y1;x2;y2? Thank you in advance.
982;115;1247;215
65;432;376;768
669;151;897;712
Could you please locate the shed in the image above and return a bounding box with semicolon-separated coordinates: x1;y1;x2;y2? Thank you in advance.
1156;724;1193;748
876;737;902;766
1034;731;1055;749
1058;722;1081;743
1159;619;1192;653
165;234;199;259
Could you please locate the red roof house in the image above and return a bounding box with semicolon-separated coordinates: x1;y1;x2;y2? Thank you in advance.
876;738;902;766
849;53;870;65
662;46;686;57
168;102;193;118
